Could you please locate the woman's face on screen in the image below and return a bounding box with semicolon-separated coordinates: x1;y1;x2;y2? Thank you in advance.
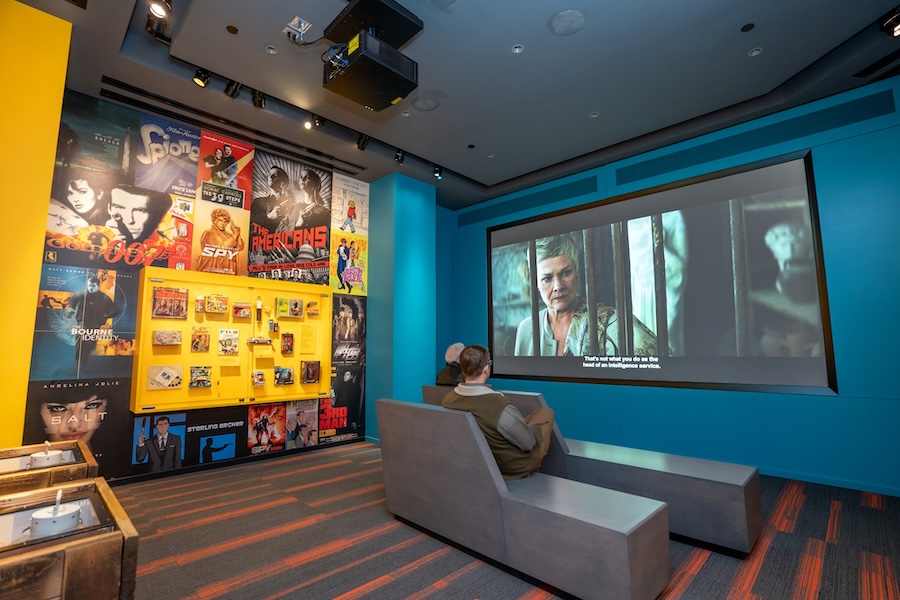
537;254;578;313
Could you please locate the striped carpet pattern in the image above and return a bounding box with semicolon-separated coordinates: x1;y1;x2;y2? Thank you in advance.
114;442;900;600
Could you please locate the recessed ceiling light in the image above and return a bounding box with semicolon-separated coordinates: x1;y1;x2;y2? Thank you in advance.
549;9;586;36
487;153;496;158
741;23;755;33
401;110;411;117
589;111;600;119
748;47;763;57
265;45;278;55
226;25;239;35
511;44;525;54
412;94;440;111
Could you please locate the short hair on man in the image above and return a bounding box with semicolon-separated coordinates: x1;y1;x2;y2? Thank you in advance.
112;184;172;236
459;344;491;379
155;416;170;426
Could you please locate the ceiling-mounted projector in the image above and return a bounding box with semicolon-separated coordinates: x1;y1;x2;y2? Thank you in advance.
322;0;423;111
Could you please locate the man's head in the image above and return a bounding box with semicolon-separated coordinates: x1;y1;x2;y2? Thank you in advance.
269;166;289;192
445;342;465;364
155;416;170;435
343;370;352;382
299;169;321;195
223;145;232;157
86;276;100;293
459;344;492;383
534;234;580;314
108;185;172;242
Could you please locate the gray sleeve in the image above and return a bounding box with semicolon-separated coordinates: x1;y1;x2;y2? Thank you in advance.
497;404;537;452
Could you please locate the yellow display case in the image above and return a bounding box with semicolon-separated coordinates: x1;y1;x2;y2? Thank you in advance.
130;267;332;414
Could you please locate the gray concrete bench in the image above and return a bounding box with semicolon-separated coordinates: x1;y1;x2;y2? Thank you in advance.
377;398;670;600
423;385;762;554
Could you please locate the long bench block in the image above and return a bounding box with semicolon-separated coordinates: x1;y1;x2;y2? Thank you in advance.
378;398;508;562
566;439;762;553
504;474;670;600
444;386;764;554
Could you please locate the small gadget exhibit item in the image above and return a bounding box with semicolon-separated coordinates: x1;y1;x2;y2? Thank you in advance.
189;366;212;388
306;301;319;317
153;330;182;345
147;365;183;389
302;360;320;384
206;294;229;313
232;302;252;318
281;332;294;354
252;370;266;386
274;366;294;386
195;295;205;313
152;287;189;319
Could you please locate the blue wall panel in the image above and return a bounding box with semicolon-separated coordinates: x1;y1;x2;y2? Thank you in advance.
434;79;900;495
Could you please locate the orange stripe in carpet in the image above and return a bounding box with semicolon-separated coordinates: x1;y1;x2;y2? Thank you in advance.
282;467;382;493
826;500;842;544
137;512;330;577
791;538;826;600
260;532;430;600
404;560;483;600
330;546;455;600
726;481;806;600
861;492;886;510
307;483;385;507
193;521;408;599
661;548;711;600
260;458;353;479
139;495;297;540
859;552;900;600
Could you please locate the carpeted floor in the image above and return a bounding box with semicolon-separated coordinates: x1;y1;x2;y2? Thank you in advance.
113;442;900;600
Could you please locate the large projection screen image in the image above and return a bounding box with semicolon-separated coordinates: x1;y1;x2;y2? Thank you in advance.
488;155;835;393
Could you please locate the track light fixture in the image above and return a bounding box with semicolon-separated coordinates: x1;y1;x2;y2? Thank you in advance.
357;134;370;151
224;80;242;98
192;69;211;88
394;149;405;165
252;90;266;108
146;15;167;38
313;115;326;128
433;165;443;180
149;0;171;20
880;9;900;37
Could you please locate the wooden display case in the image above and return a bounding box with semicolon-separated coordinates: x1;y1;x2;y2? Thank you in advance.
131;266;332;414
0;478;138;600
0;440;98;496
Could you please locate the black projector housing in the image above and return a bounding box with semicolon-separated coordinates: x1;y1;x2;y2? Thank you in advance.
323;0;423;49
323;30;418;111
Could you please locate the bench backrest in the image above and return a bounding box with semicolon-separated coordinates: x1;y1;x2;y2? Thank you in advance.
376;398;509;563
421;385;570;477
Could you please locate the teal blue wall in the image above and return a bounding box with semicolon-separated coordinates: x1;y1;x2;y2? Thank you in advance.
365;174;437;441
368;79;900;495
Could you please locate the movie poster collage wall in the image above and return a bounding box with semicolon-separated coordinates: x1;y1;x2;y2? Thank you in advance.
24;90;369;478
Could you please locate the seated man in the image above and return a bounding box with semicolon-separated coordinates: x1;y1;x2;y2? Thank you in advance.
442;344;555;479
435;342;465;385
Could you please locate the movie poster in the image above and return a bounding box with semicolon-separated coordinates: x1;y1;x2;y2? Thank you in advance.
44;182;194;271
323;295;366;443
31;265;138;381
190;199;250;276
196;132;254;209
247;404;286;454
134;114;201;198
248;150;331;283
55;89;139;178
130;412;186;474
22;377;134;479
331;173;369;236
286;399;319;449
182;406;249;466
331;231;367;295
